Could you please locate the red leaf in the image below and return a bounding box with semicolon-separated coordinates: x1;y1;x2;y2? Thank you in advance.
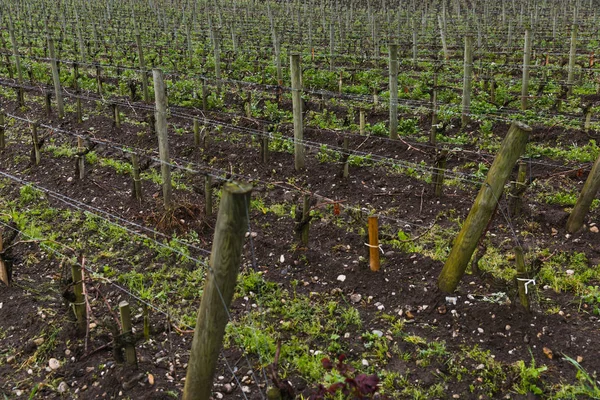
321;358;333;371
354;374;380;394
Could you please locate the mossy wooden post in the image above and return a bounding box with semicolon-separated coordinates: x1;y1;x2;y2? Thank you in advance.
47;37;64;118
521;30;532;111
77;137;85;180
389;44;399;140
0;111;5;150
261;133;269;163
143;305;150;340
368;216;380;272
509;161;527;216
438;122;531;293
438;15;449;61
73;63;82;123
567;24;578;96
433;149;448;197
300;194;310;246
515;247;530;311
44;91;52;115
204;174;213;216
461;36;474;128
290;54;305;171
71;262;86;330
566;153;600;233
329;22;335;71
111;103;121;127
212;27;222;89
8;17;24;107
135;34;149;102
0;231;8;286
342;136;350;178
411;19;418;65
183;182;252;400
152;69;173;209
201;78;208;111
119;301;137;367
30;122;40;165
359;110;366;135
131;153;142;201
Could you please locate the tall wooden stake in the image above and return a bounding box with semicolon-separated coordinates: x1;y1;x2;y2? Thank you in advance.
153;69;173;209
71;262;86;330
183;182;252;400
131;153;143;201
438;122;531;293
119;301;137;367
389;44;399;140
135;34;150;102
290;54;305;170
47;37;64;118
368;216;380;272
515;247;530;311
567;24;578;96
567;152;600;233
461;36;474;128
521;30;532;111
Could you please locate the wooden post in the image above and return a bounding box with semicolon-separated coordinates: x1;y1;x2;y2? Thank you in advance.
73;63;82;123
30;122;40;165
461;36;474;128
329;22;335;71
131;153;142;201
509;161;528;216
135;35;150;102
515;247;530;311
430;71;439;145
261;133;269;163
567;152;600;233
95;65;103;96
412;19;418;65
567;24;578;96
368;216;380;272
143;305;150;340
193;119;201;146
77;137;85;180
71;262;86;330
212;27;222;88
47;37;64;118
521;30;532;111
0;111;5;150
389;44;399;140
433;149;448;197
359;110;366;135
204;174;213;216
438;15;449;61
438;122;531;293
182;182;252;400
0;231;8;286
119;301;137;367
290;54;305;170
153;69;173;209
202;79;208;111
8;18;24;107
300;194;310;246
342;136;350;178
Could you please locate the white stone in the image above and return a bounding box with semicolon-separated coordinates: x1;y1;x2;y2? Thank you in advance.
57;382;69;393
337;274;346;282
48;358;61;370
361;359;369;366
279;255;285;263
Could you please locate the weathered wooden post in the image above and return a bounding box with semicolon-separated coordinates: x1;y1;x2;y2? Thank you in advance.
30;122;41;165
47;37;64;118
566;152;600;233
567;24;578;96
515;247;530;311
290;54;305;170
204;174;213;215
509;161;528;216
461;36;474;128
95;65;103;96
0;111;5;150
521;30;532;111
296;194;311;246
153;69;173;209
193;119;201;146
8;17;24;107
359;110;366;135
433;149;448;197
368;216;380;272
71;263;86;330
131;153;142;201
342;136;350;178
0;231;8;286
389;44;399;140
183;182;252;400
430;71;439;144
73;63;82;123
438;122;531;293
438;15;449;61
77;137;85;180
119;301;137;367
135;34;150;102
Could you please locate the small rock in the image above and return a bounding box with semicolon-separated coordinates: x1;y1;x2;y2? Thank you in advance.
6;355;16;363
48;358;61;370
242;386;251;393
475;364;485;370
214;393;224;399
337;274;346;282
477;328;484;334
361;359;369;366
551;228;558;236
148;374;155;385
446;296;457;305
590;226;599;233
67;177;73;183
33;338;45;346
372;330;384;337
505;325;511;331
279;255;285;263
223;384;234;394
57;382;69;394
350;293;362;303
577;356;583;363
453;395;460;399
566;269;575;276
89;322;97;330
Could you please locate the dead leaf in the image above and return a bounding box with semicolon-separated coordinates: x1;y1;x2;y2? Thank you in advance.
543;347;553;359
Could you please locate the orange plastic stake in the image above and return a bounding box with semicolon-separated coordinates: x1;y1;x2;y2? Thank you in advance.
368;216;380;272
